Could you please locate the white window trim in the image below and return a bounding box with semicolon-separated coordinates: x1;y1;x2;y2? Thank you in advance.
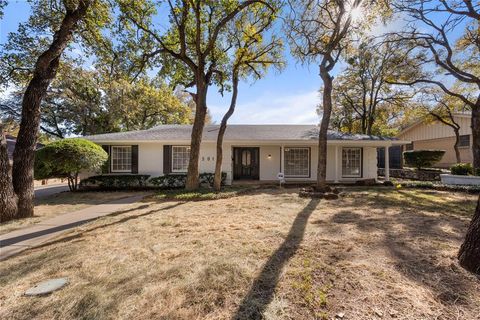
342;147;362;178
171;145;191;173
283;147;310;178
111;146;132;173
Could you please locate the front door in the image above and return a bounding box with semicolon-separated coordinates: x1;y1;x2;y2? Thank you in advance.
233;147;259;180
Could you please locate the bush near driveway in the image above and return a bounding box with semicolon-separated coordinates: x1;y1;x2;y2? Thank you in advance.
35;139;107;191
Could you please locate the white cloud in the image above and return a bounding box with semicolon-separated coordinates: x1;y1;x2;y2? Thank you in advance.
208;90;321;125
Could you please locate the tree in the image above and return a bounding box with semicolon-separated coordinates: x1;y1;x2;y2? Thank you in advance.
0;123;18;223
118;0;277;190
0;0;109;220
212;5;284;191
1;68;193;138
287;0;377;190
332;39;414;135
388;0;480;274
34;139;108;191
458;194;480;275
389;0;480;171
417;91;471;164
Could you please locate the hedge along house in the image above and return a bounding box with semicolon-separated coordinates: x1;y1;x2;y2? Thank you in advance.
84;125;409;184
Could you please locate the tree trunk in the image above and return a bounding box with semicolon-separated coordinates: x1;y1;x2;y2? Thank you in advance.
458;195;480;275
214;74;239;191
317;64;333;190
453;127;461;163
471;98;480;172
11;1;90;218
186;78;208;190
0;126;18;222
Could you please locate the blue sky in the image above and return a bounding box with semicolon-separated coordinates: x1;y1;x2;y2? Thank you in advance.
0;1;430;125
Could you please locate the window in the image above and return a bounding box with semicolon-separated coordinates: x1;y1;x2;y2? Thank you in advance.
284;147;310;177
459;135;470;147
172;146;190;172
342;148;362;177
405;143;414;151
111;146;132;172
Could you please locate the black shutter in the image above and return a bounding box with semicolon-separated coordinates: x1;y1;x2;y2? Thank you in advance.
131;145;139;174
163;145;172;174
101;145;110;173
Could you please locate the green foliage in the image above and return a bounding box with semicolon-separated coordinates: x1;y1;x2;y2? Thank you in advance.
0;0;112;88
79;174;151;190
149;172;227;189
451;163;474;176
331;39;417;136
403;150;445;169
35;139;107;179
1;66;193;137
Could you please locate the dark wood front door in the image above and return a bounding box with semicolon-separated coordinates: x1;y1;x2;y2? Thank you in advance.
233;147;259;180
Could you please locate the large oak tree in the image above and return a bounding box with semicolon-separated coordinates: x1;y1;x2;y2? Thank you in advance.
118;0;278;190
0;0;109;220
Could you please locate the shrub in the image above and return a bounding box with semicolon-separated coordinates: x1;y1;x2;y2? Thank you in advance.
149;172;227;189
79;175;150;190
403;150;445;170
450;163;473;176
35;139;107;191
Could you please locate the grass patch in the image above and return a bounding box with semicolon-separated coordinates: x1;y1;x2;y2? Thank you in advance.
151;185;254;201
0;188;478;319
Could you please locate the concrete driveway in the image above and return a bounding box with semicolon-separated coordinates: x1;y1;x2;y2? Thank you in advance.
35;184;70;199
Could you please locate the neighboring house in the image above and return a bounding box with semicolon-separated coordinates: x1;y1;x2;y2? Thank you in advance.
84;125;409;184
396;113;472;168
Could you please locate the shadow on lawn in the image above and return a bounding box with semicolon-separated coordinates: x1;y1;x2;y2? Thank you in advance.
233;198;320;320
32;202;185;250
329;197;475;306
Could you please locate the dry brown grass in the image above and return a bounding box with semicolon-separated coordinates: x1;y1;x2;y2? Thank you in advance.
0;187;478;320
0;191;146;235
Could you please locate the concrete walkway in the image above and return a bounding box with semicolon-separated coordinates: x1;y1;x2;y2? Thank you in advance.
0;194;147;261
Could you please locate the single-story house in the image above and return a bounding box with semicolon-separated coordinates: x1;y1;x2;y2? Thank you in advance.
396;112;472;168
84;125;409;184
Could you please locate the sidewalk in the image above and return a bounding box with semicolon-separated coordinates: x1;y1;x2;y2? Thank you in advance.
0;194;147;261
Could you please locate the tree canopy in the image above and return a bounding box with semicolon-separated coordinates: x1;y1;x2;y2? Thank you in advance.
34;138;108;191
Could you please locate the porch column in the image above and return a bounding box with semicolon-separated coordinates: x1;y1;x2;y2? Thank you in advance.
384;145;390;181
334;145;339;183
280;145;284;173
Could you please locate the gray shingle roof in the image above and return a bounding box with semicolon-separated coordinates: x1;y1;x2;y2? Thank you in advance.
84;125;398;142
